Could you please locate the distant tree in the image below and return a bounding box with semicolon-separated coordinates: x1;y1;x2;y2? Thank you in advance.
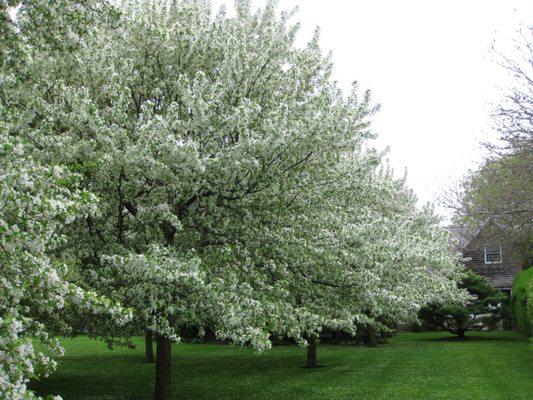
419;271;505;338
484;24;533;232
446;25;532;259
454;151;532;236
489;25;533;159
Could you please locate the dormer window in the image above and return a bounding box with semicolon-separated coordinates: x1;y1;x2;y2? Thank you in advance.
484;244;502;264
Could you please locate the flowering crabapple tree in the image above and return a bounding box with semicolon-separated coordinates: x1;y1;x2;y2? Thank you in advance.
7;0;467;399
24;1;392;397
248;156;469;367
0;138;132;400
1;2;132;399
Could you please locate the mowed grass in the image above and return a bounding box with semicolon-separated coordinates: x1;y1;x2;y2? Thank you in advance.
31;331;532;400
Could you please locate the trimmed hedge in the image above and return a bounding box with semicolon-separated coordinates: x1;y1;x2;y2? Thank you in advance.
511;268;533;337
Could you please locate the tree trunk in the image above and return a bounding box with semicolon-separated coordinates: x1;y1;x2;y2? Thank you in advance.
145;329;155;363
306;336;318;368
457;329;466;338
367;325;377;347
153;335;172;400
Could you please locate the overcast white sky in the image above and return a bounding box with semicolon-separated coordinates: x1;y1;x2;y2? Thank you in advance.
213;0;532;218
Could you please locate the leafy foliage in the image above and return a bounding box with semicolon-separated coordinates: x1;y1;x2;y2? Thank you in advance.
511;267;533;337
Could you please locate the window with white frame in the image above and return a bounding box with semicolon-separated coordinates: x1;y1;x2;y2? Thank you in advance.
484;244;502;264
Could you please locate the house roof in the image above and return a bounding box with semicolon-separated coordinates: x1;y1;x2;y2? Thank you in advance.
462;218;509;250
445;217;510;250
444;225;470;249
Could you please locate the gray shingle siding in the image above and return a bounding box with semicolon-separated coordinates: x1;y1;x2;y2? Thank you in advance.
462;220;525;290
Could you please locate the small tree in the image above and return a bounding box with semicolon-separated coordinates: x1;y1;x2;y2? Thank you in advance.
419;271;504;338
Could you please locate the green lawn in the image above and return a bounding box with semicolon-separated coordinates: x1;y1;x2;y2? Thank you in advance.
31;331;532;400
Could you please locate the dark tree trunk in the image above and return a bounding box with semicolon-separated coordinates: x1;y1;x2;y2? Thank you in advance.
153;335;172;400
145;329;155;363
457;329;466;338
367;325;377;347
306;336;318;368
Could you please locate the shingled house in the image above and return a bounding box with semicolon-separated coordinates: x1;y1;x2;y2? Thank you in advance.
453;219;525;292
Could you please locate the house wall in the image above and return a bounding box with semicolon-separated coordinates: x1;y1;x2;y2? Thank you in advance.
463;222;524;290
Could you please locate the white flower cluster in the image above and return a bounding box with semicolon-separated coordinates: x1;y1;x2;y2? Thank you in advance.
0;137;133;399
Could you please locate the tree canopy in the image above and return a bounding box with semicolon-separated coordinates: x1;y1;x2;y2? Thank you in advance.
1;1;467;399
1;2;131;398
449;25;532;249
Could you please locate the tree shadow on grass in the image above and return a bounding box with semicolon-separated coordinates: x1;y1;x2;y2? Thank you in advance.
422;334;519;342
31;348;322;400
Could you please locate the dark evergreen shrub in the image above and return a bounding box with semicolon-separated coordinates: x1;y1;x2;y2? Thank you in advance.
419;270;505;337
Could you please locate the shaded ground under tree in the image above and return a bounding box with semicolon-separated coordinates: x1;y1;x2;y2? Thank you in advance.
32;331;532;400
